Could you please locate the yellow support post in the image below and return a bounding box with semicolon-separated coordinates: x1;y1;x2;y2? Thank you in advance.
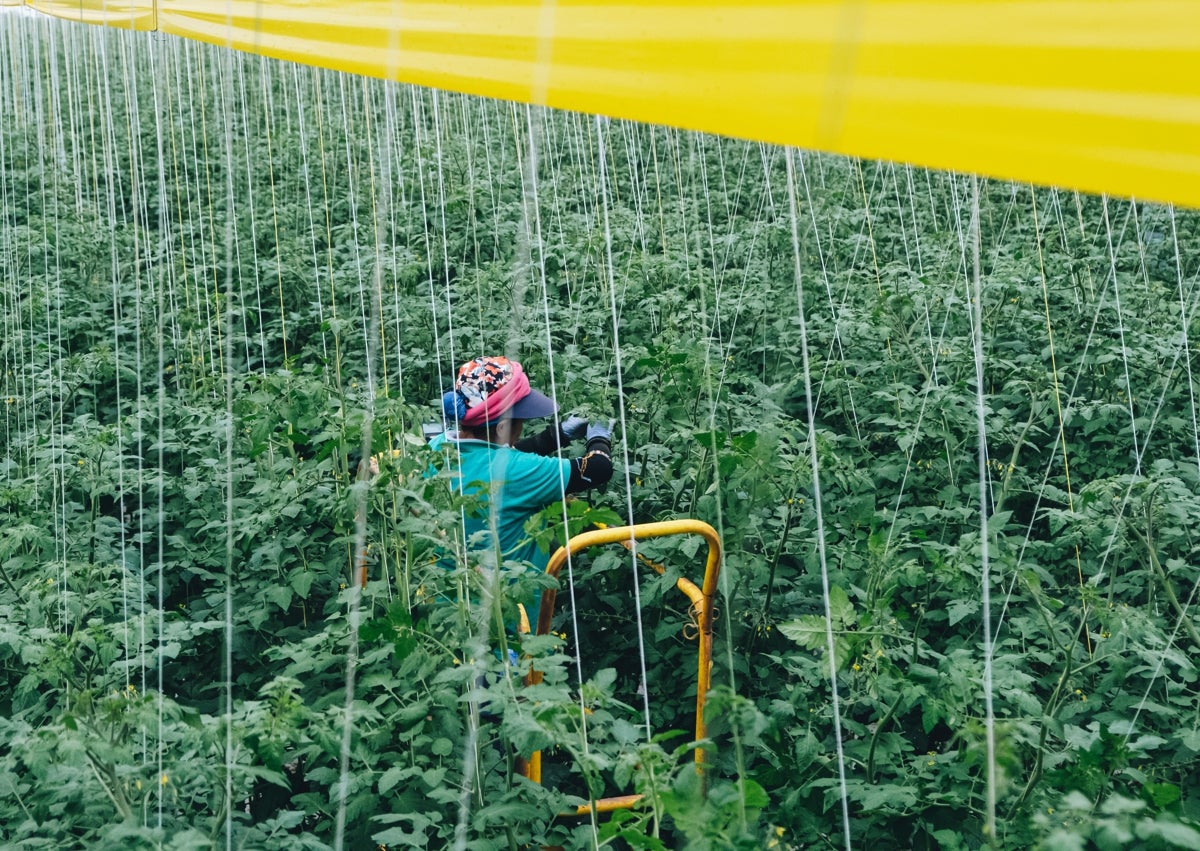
522;519;722;815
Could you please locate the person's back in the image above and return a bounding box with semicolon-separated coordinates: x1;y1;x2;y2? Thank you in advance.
430;430;568;574
433;355;614;629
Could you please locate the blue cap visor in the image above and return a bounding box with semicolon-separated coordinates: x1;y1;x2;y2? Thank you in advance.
503;388;557;421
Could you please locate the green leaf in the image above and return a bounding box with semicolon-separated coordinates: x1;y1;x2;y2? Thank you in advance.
740;778;769;810
1178;729;1200;752
828;584;854;626
290;570;315;597
778;615;828;651
431;738;454;756
947;598;980;626
371;825;424;846
1136;818;1200;848
262;585;293;610
793;729;820;772
1143;782;1182;810
378;765;409;795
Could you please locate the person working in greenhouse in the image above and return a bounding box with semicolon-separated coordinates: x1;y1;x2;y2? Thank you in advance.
429;355;613;634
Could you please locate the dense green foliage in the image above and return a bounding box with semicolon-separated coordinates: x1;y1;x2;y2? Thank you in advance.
2;14;1200;850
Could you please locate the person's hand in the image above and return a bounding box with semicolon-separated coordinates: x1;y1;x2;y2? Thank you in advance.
560;415;588;441
586;420;614;443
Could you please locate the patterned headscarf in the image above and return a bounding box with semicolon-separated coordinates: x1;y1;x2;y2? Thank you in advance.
443;356;532;428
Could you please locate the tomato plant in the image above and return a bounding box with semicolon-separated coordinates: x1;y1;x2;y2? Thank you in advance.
2;16;1199;850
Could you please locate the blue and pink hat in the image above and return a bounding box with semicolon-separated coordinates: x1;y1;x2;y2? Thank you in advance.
442;356;557;427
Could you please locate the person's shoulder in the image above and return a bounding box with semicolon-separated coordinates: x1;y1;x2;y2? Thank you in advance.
434;431;488;450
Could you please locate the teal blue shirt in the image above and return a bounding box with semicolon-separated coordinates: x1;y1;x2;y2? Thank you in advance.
429;431;571;625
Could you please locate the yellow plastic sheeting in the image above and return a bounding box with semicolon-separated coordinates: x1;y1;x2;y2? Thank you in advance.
25;0;154;29
16;1;1200;208
155;1;1200;209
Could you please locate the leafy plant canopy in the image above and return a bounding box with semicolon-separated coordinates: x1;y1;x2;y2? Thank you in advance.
1;12;1199;851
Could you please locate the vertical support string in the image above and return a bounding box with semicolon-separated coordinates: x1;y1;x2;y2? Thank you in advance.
151;32;170;830
594;113;654;740
784;147;852;851
968;175;998;844
1032;188;1092;655
523;101;601;846
1102;196;1142;475
1170;204;1200;480
218;42;237;851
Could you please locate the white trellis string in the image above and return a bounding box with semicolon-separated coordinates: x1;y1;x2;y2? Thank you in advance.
233;60;268;371
992;189;1143;644
967;175;998;842
292;64;329;363
948;173;989;502
217;26;239;851
1170;204;1200;480
383;81;407;402
594;113;655;740
117;22;151;709
410;88;449;401
97;21;134;688
1110;200;1200;746
331;68;387;851
711;161;771;401
522;100;602;847
879;178;958;558
39;22;63;640
431;91;459;372
148;29;170;827
688;134;750;828
796;150;865;443
1102;195;1142;475
784;146;852;851
889;162;914;272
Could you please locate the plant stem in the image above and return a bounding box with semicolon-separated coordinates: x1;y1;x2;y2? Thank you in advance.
993;398;1038;515
1008;613;1084;816
761;498;795;621
85;750;132;820
1129;497;1200;649
866;687;906;784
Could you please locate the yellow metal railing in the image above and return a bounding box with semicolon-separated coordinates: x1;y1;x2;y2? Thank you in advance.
522;519;722;814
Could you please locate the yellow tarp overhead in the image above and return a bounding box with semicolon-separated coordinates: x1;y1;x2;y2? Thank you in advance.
25;0;154;29
14;1;1200;209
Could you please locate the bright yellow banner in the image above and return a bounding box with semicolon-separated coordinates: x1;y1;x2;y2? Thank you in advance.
16;1;1200;208
26;0;154;29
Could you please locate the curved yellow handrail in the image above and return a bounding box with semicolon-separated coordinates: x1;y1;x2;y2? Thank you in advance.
523;519;722;802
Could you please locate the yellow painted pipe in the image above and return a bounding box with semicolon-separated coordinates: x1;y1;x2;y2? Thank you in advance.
525;519;721;790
